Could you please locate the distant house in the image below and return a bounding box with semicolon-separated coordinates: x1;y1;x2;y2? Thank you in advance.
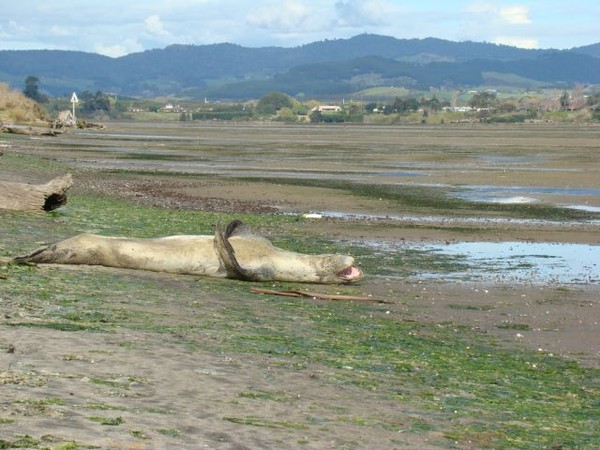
442;106;474;112
311;105;342;113
162;103;187;112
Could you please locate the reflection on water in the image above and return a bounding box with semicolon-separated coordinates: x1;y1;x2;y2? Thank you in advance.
365;241;599;285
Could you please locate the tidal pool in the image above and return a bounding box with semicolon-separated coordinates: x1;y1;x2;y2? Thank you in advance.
452;185;600;211
366;241;599;285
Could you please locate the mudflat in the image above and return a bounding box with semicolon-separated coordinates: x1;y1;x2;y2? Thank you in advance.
0;122;598;449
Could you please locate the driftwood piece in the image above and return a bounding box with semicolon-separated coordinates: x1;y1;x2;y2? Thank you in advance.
77;119;105;130
250;287;390;303
52;110;76;129
0;125;63;136
0;174;73;212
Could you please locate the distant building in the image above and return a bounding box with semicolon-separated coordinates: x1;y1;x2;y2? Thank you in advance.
311;105;342;113
162;103;188;113
442;106;474;112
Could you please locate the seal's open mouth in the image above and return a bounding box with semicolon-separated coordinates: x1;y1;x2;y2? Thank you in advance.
337;265;363;282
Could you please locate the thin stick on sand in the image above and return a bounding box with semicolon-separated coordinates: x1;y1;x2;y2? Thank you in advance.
250;287;390;303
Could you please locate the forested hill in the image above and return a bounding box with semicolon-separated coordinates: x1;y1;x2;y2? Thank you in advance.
0;34;598;99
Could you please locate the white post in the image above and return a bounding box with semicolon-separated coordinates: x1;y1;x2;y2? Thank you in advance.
70;92;79;122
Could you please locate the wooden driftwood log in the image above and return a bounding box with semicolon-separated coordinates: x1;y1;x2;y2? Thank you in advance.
0;124;63;136
0;174;73;212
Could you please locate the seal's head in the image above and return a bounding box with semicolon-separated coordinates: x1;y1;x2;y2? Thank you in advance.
215;220;365;284
310;254;364;284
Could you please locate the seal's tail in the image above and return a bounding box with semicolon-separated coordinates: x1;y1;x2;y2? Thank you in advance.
13;245;51;264
213;220;259;281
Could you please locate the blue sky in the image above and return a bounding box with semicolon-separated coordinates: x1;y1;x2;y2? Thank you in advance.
0;1;598;57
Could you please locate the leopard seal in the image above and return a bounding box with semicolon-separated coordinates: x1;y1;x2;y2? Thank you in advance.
14;220;364;284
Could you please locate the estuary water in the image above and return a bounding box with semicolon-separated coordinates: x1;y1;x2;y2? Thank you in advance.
360;239;599;285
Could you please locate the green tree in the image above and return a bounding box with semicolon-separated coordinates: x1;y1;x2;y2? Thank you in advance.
468;92;497;109
275;107;296;123
364;102;378;113
586;91;600;107
256;92;293;116
559;91;570;110
384;97;419;114
426;96;443;112
309;109;323;123
348;103;362;114
80;91;111;116
290;98;308;115
22;76;47;103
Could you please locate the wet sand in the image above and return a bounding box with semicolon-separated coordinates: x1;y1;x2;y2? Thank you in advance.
1;122;599;448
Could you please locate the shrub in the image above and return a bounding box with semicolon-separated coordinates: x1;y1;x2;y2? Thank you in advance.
0;83;47;123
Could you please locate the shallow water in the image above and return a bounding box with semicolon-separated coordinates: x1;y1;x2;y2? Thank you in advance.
367;240;599;285
309;210;600;228
453;185;600;211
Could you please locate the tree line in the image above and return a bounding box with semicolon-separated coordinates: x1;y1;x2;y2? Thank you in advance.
21;76;600;123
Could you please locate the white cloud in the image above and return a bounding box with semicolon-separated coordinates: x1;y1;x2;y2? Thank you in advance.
50;25;71;37
145;14;170;37
94;38;143;58
0;0;595;54
461;2;538;48
334;0;389;27
467;3;531;25
499;6;531;25
246;1;310;30
465;2;496;16
8;20;26;33
494;36;538;48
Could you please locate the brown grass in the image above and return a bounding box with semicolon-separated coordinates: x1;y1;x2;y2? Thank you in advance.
0;83;47;124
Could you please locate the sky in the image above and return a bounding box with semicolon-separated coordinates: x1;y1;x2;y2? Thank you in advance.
0;1;598;58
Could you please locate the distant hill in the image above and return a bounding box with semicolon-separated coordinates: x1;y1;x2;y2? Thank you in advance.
571;42;600;58
0;34;598;100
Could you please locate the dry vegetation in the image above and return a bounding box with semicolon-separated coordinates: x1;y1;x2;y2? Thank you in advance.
0;83;47;124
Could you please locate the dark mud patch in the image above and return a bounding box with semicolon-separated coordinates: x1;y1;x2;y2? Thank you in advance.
79;177;279;213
